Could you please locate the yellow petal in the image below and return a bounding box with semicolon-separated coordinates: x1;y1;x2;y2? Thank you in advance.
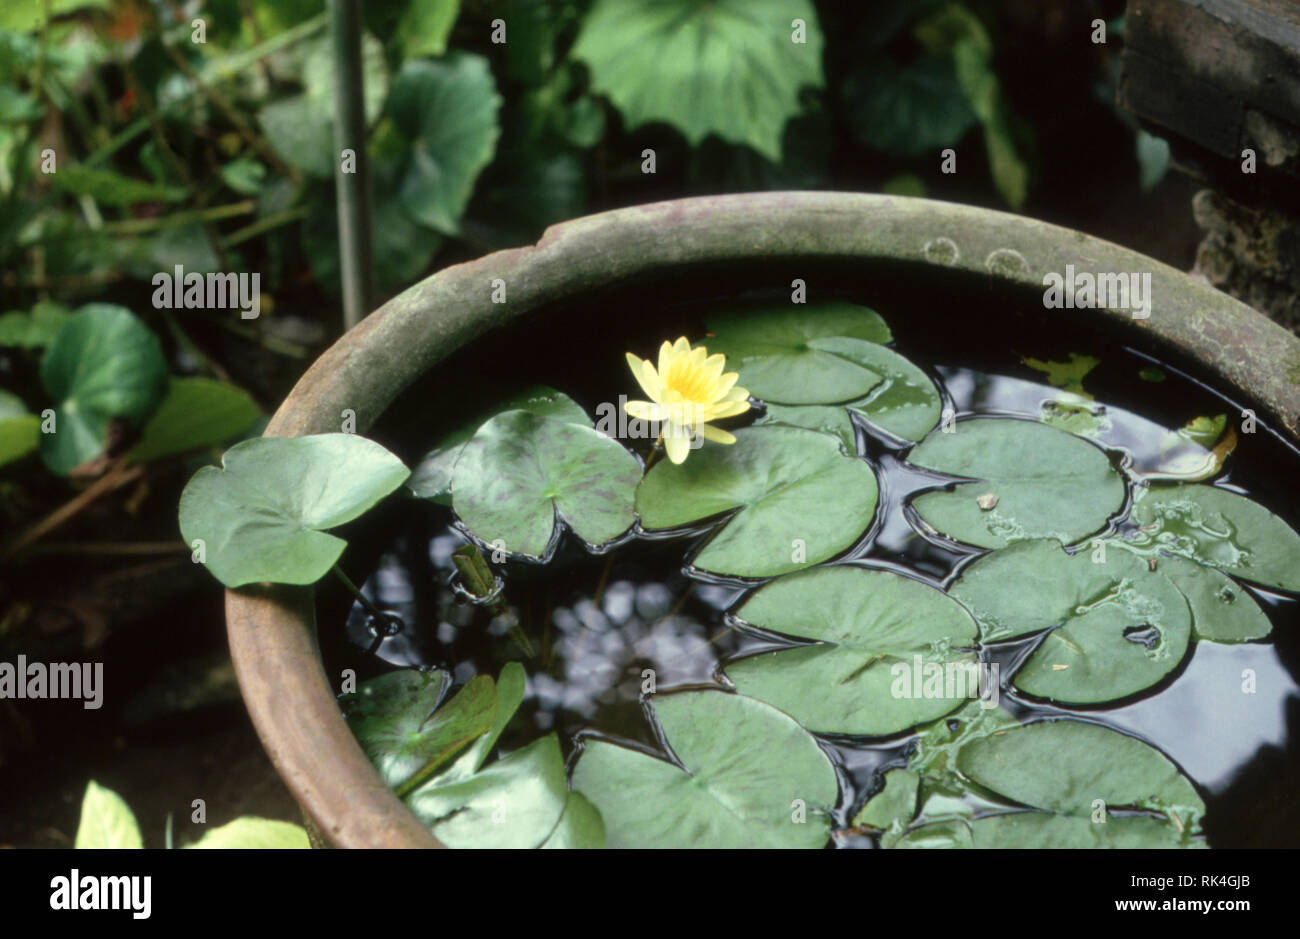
624;399;666;422
664;429;692;464
698;424;736;445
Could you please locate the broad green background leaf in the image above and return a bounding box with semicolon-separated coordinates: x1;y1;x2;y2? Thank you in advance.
186;817;311;849
540;791;606;849
950;539;1192;704
908;418;1124;549
842;54;976;157
571;0;824;161
40;304;168;475
51;165;187;205
705;301;892;405
126;378;262;463
410;387;590;504
727;566;980;734
573;691;838;848
636;425;878;578
177;433;410;587
0;300;71;348
1129;484;1300;592
405;734;568;849
451;410;639;559
390;53;502;234
394;0;461;59
0;390;39;467
75;781;143;849
342;669;496;793
0;0;106;32
957;719;1204;828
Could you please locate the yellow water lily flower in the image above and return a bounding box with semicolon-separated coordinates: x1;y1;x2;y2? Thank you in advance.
624;337;750;464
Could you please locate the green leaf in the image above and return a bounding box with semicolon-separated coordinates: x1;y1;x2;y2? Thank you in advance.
177;434;410;587
854;769;920;831
725;566;980;735
410;386;590;504
219;157;267;196
571;0;824;161
390;53;502;234
637;425;878;578
405;733;568;849
0;390;39;467
394;0;461;59
74;781;143;849
1156;555;1270;643
1129;484;1300;591
342;669;497;794
967;811;1200;848
957;719;1204;830
842;54;977;157
186;817;311;849
540;791;606;849
40;304;168;475
908;418;1125;549
450;410;640;560
949;539;1192;704
0;0;106;33
51;165;187;205
0;300;71;348
763;340;942;442
441;662;527;781
704;301;892;405
572;690;838;848
1024;353;1099;396
126;378;262;463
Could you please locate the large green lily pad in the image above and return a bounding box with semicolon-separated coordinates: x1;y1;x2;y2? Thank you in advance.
725;566;981;735
178;434;410;587
572;690;838;848
450;409;640;559
908;417;1125;549
636;425;878;578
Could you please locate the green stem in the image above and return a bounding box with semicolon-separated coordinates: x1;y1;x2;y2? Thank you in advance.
331;563;386;619
330;0;374;331
101;200;255;234
452;545;534;658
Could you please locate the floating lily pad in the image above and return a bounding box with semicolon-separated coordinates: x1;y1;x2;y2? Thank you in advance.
636;425;878;578
1129;484;1300;592
908;417;1125;549
1156;554;1270;643
40;303;168;475
950;539;1192;703
410;387;590;504
572;691;838;848
965;812;1199;849
539;791;606;850
763;340;943;443
450;410;640;559
725;566;980;735
341;669;496;794
853;768;920;831
704;302;892;405
178;434;410;587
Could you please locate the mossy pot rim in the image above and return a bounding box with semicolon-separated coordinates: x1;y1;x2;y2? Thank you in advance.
225;191;1300;849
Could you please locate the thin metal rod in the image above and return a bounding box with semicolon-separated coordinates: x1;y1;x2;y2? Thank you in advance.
330;0;374;331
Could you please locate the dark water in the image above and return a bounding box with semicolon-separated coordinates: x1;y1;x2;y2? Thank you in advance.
318;275;1300;848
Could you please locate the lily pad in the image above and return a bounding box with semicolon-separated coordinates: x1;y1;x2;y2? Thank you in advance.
949;539;1192;704
450;410;640;559
405;733;568;849
572;690;838;848
636;425;878;578
908;417;1125;549
763;340;943;443
39;304;168;475
539;791;606;850
704;302;892;404
1129;484;1300;592
341;669;496;794
178;434;411;588
571;0;824;161
853;768;920;831
725;566;981;735
965;811;1199;848
410;387;590;504
1156;554;1271;643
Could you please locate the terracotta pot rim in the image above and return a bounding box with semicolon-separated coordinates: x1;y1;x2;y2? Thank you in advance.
224;191;1300;848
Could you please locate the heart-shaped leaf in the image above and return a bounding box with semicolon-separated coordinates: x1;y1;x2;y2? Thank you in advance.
571;0;824;161
908;417;1125;549
842;54;978;158
636;425;878;578
572;690;839;848
949;539;1192;704
40;304;168;475
1128;484;1300;591
539;791;606;849
704;302;892;404
725;566;981;735
390;52;502;234
126;377;262;463
177;434;410;587
341;669;497;794
410;387;590;504
75;781;143;849
186;818;311;849
451;410;640;559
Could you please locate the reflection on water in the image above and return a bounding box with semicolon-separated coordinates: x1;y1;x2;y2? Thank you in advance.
335;350;1300;847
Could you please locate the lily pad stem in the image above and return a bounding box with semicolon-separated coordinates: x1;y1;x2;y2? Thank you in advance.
331;563;386;619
